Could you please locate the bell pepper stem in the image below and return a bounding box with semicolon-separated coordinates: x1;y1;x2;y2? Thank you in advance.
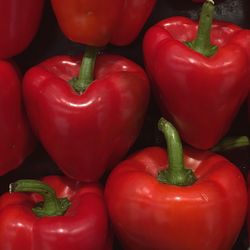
157;118;197;186
9;179;71;217
212;136;250;152
185;0;217;57
70;46;98;94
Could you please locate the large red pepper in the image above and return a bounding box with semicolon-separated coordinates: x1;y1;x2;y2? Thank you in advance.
0;60;35;175
105;118;247;250
50;0;156;47
0;175;112;250
23;48;150;181
143;0;250;149
0;0;44;59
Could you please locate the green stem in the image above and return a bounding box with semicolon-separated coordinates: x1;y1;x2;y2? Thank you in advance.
185;0;217;57
9;179;71;217
70;46;98;94
212;136;250;152
157;118;197;186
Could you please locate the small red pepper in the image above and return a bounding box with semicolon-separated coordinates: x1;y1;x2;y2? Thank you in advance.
23;48;150;181
51;0;156;47
105;118;247;250
0;0;44;58
143;0;250;149
0;60;35;175
0;175;112;250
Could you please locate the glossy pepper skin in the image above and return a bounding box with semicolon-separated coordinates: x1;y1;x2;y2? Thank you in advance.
0;0;44;58
23;54;149;182
105;119;247;250
143;1;250;150
0;175;112;250
0;60;35;175
51;0;156;47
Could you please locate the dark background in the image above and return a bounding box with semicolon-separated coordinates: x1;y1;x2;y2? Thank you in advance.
1;0;250;249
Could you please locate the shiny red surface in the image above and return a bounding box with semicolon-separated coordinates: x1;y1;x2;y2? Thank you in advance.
105;146;248;250
23;54;150;181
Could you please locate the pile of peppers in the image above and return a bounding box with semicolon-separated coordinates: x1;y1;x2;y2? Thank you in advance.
0;0;250;249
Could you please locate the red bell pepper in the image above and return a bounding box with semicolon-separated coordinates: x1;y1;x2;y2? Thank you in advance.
23;48;150;181
105;117;247;250
50;0;156;47
0;175;112;250
143;0;250;149
0;0;44;59
0;60;35;175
